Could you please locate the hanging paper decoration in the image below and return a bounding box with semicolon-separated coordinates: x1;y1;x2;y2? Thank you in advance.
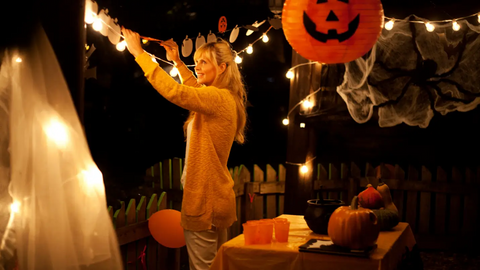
246;20;265;36
195;33;206;50
218;16;227;33
282;0;384;64
107;18;121;45
97;9;111;36
207;30;216;43
84;0;98;24
229;25;240;43
182;36;193;57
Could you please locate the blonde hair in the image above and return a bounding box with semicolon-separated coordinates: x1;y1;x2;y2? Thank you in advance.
183;39;247;144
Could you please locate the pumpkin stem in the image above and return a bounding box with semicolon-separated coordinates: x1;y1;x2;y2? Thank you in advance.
351;196;358;210
366;184;372;188
378;182;385;186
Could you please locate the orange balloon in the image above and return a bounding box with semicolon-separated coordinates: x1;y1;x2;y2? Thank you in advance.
148;209;186;248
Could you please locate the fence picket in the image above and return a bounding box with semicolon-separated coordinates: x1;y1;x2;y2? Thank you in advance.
419;166;432;234
136;196;147;270
252;165;264;220
266;164;277;219
406;165;419;233
278;164;286;216
435;167;447;234
328;163;339;200
393;164;405;222
125;199;137;270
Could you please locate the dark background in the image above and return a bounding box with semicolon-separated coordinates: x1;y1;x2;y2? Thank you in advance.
3;0;480;190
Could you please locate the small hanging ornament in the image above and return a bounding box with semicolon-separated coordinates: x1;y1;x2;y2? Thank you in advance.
229;25;240;43
195;33;206;50
107;18;121;45
218;16;227;33
246;20;265;36
97;9;111;37
182;36;193;57
207;30;217;43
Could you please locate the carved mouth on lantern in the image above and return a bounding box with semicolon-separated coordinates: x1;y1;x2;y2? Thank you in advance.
303;11;360;43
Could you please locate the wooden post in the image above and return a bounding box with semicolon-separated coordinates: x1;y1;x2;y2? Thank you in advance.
284;51;319;215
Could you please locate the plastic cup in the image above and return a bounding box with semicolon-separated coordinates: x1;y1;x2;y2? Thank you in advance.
273;218;288;223
275;221;290;243
257;222;274;244
243;222;259;245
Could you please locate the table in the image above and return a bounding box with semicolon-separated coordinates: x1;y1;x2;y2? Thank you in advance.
210;215;416;270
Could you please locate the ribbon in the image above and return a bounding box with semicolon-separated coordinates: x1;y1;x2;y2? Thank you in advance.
127;245;147;270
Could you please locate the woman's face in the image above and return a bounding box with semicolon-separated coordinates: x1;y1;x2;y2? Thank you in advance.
194;55;217;86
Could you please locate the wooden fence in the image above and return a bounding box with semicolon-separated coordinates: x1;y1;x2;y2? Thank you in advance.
109;159;480;269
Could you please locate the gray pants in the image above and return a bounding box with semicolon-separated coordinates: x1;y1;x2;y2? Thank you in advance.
184;226;228;270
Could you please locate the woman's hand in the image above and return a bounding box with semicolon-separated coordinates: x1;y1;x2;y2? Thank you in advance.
121;26;144;58
160;39;182;66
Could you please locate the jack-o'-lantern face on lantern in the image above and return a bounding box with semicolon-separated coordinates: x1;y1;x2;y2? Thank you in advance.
282;0;384;64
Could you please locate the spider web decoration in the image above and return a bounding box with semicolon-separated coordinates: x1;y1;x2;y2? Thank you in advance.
337;15;480;128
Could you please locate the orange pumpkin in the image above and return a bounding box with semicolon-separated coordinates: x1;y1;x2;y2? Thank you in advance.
327;196;379;250
282;0;384;64
358;184;384;209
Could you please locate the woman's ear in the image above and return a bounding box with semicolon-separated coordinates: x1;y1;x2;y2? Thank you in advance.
218;63;227;75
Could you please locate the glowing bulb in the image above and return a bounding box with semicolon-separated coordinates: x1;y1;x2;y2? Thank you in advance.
15;57;22;63
478;14;480;23
300;165;308;174
81;167;104;192
151;57;158;63
85;11;96;24
302;100;313;109
142;39;148;44
286;70;294;79
170;67;179;77
262;34;269;43
10;201;20;213
85;44;90;51
92;18;103;31
384;20;394;30
452;21;460;31
300;123;306;128
44;118;69;147
235;55;243;64
116;40;126;51
246;45;253;54
425;22;435;32
282;118;289;125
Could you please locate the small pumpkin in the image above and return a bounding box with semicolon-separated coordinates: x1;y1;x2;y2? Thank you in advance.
358;184;384;209
376;182;398;213
328;196;380;250
371;209;399;230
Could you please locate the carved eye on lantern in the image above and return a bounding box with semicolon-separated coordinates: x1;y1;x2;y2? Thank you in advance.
282;0;384;64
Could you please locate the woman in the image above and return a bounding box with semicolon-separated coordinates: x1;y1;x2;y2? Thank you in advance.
122;27;247;270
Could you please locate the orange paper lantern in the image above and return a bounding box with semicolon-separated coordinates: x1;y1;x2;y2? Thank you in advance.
282;0;384;64
148;209;186;248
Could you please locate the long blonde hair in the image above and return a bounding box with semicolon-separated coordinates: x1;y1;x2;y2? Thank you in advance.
183;39;247;144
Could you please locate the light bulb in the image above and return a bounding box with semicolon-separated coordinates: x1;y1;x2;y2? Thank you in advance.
151;57;158;63
300;165;308;174
300;123;306;128
235;55;243;64
452;21;460;31
10;201;20;213
262;34;269;43
425;22;435;32
15;57;22;63
81;166;104;193
282;118;289;125
246;45;253;54
286;70;294;79
170;67;179;77
85;11;96;24
116;40;126;51
92;18;103;32
302;100;313;109
384;20;394;30
478;14;480;23
44;118;69;148
142;39;148;44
